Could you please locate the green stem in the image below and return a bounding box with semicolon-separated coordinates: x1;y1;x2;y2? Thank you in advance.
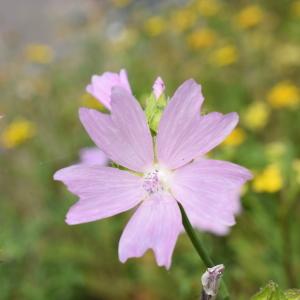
279;184;299;287
178;202;230;300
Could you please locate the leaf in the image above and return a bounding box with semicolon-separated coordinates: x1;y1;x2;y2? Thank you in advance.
284;290;300;300
251;281;287;300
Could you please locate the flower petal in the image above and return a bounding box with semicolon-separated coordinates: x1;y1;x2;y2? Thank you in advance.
54;165;145;225
152;76;165;99
118;193;182;269
119;69;132;93
79;87;154;172
79;147;109;166
171;159;252;234
86;69;132;110
183;190;241;236
156;79;238;169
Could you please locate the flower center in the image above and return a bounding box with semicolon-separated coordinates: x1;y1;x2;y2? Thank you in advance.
142;166;172;195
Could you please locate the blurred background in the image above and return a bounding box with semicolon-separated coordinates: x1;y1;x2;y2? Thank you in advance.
0;0;300;299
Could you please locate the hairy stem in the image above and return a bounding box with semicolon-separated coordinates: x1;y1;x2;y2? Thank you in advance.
178;202;230;300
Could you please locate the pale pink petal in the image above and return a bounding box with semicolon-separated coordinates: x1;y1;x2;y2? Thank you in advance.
171;159;252;235
152;76;165;99
184;189;241;236
191;112;239;157
119;69;132;93
79;87;154;172
86;69;132;110
119;193;182;269
54;165;145;225
156;79;238;169
79;147;109;166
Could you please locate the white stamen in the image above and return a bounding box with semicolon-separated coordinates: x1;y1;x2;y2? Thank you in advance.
142;165;173;195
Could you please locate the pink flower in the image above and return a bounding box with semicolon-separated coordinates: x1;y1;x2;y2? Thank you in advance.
86;69;132;110
79;147;108;166
54;79;252;269
152;76;165;99
86;69;166;109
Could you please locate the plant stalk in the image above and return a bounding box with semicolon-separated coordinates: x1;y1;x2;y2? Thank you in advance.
178;202;230;300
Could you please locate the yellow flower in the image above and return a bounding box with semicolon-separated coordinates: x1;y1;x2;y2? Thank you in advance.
186;28;217;50
1;119;36;148
242;101;270;130
267;81;299;108
196;0;221;17
210;45;239;66
111;0;131;8
291;0;300;17
171;8;197;33
253;164;283;193
222;128;246;147
24;44;54;64
80;93;105;110
144;16;166;37
236;5;264;29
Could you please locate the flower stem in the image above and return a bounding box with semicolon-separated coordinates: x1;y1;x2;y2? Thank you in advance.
178;202;230;300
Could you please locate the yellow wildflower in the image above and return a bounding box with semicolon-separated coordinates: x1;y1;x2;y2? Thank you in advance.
210;45;239;66
242;101;270;130
24;44;54;64
196;0;220;17
291;0;300;17
253;164;283;193
222;128;246;147
236;5;264;29
187;28;217;50
1;119;36;148
111;0;131;8
144;16;166;37
171;8;197;33
267;81;299;108
80;93;105;110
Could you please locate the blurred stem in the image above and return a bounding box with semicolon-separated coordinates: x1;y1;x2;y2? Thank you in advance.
279;183;299;287
178;202;230;300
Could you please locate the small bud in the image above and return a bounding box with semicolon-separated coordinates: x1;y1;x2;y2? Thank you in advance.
152;76;165;100
201;264;224;300
145;93;168;133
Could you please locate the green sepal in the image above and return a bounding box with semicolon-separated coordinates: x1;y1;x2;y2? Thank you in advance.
145;93;168;134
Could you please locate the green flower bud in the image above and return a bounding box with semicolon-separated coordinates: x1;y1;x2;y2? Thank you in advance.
145;93;168;133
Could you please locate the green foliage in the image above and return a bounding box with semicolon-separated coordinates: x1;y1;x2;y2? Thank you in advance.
251;282;300;300
284;290;300;300
0;0;300;299
251;282;287;300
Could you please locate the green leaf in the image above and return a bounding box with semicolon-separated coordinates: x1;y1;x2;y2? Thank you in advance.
251;281;287;300
284;290;300;300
